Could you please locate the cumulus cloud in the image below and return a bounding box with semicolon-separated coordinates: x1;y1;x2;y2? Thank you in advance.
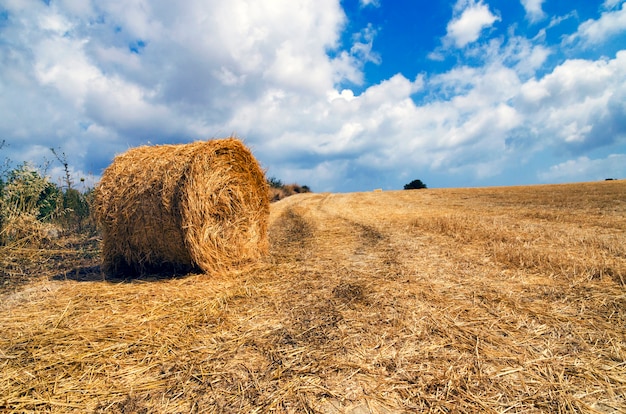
0;0;350;174
520;0;546;23
444;0;500;48
568;2;626;45
515;52;626;153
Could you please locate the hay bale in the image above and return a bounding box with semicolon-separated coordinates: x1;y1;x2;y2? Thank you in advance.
93;138;269;275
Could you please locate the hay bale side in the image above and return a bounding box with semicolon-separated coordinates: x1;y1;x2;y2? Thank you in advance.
93;138;269;275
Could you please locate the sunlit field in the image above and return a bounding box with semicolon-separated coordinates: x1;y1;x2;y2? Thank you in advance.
1;180;624;413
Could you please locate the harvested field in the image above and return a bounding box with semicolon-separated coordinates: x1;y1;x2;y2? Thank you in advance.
1;180;625;413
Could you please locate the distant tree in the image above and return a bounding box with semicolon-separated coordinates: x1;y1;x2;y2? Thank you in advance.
404;179;427;190
267;176;283;189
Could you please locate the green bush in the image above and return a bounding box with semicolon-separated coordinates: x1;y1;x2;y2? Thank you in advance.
0;144;99;246
0;163;63;246
2;163;61;220
404;179;428;190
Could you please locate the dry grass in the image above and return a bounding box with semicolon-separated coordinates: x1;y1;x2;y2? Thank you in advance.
93;138;269;276
1;180;625;413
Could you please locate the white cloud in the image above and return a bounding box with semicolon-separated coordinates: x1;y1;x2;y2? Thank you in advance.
0;0;351;142
34;36;101;108
515;52;626;151
465;36;550;77
359;0;380;7
538;154;626;182
568;2;626;45
55;0;95;17
327;89;356;102
444;0;500;48
602;0;623;10
224;56;527;188
350;24;381;65
545;11;579;33
520;0;546;23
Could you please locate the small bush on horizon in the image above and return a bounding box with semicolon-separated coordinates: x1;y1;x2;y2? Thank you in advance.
267;176;311;202
267;176;284;189
404;179;428;190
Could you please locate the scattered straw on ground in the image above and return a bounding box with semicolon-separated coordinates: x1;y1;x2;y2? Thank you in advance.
1;181;625;413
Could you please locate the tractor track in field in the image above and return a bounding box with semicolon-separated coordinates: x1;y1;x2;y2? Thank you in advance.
269;193;411;286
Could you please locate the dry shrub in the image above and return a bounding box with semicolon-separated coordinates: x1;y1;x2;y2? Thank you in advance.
93;138;269;276
269;183;311;202
0;213;61;248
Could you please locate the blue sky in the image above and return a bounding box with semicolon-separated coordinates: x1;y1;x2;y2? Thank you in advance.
1;0;625;192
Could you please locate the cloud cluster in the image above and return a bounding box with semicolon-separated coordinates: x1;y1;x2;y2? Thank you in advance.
569;1;626;45
444;0;501;48
0;0;625;192
1;0;348;178
521;0;546;23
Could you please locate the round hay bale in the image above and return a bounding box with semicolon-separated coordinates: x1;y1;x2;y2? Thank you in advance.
93;138;269;276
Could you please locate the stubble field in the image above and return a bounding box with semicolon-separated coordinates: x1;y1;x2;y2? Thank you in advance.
1;180;625;413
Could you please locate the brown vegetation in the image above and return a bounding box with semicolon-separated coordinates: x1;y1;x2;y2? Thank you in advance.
1;180;625;412
270;183;311;202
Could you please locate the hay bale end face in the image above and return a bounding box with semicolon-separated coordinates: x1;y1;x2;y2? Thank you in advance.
94;138;270;276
